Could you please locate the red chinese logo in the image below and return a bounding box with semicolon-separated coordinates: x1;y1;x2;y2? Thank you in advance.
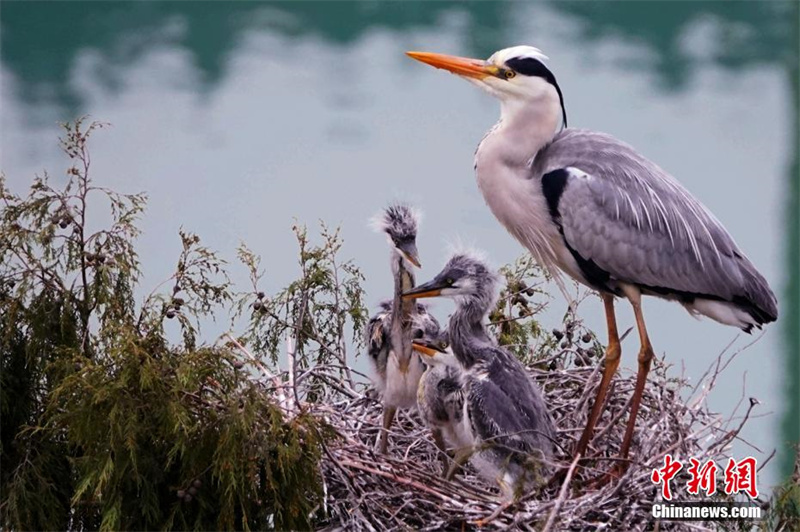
723;457;759;498
651;454;683;500
686;458;718;496
651;455;759;500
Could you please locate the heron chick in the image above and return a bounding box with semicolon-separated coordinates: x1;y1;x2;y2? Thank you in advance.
410;323;472;476
405;252;556;499
366;204;440;454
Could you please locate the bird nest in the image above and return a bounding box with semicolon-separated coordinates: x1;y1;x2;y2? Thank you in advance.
308;337;766;531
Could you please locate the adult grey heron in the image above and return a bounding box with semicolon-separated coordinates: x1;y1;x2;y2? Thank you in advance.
366;204;440;454
404;252;556;499
406;46;778;476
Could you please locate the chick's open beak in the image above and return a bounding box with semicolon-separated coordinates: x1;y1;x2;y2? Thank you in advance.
406;51;497;80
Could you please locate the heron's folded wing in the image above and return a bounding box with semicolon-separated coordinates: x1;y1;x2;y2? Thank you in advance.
466;355;554;456
366;300;392;361
535;129;776;318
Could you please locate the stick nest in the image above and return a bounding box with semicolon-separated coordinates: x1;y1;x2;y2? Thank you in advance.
309;337;764;531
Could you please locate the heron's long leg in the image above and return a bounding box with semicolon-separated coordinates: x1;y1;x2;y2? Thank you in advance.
618;297;655;461
378;406;396;454
431;428;450;476
573;294;621;458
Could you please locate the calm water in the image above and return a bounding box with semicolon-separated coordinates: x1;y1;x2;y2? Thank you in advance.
2;1;797;489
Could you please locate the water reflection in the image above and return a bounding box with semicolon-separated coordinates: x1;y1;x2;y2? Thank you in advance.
552;1;794;89
2;1;795;114
1;1;796;486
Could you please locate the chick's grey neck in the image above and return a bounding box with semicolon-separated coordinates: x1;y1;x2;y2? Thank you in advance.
391;251;417;370
392;251;416;314
449;295;494;369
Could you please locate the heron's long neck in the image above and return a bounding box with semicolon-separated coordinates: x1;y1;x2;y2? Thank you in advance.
449;298;492;369
491;99;562;164
474;99;564;277
391;253;416;370
391;253;416;317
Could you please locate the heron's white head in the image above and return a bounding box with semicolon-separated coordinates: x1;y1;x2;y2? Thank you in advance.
406;45;567;129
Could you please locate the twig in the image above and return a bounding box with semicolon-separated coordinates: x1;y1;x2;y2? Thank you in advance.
542;453;580;532
286;335;299;411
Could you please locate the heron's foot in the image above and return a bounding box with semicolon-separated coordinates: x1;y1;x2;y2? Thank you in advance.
586;461;628;489
438;450;454;478
444;461;462;481
473;499;515;527
376;430;390;455
377;407;396;455
444;447;473;481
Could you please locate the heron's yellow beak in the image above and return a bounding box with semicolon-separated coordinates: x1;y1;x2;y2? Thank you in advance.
397;242;421;268
406;51;497;80
402;287;442;300
411;341;438;357
402;252;421;268
403;277;447;299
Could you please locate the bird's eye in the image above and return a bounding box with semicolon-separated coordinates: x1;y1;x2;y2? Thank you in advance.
413;329;424;339
504;70;516;79
444;278;454;286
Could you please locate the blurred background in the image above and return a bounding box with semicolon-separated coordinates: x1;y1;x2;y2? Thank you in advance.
2;1;797;491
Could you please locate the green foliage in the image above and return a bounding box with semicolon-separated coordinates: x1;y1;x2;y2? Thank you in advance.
487;257;606;373
0;119;336;531
236;223;368;397
488;255;551;361
761;446;800;531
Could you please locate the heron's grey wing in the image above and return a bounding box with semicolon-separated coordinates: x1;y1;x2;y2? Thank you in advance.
533;129;777;324
422;367;464;425
366;301;392;380
466;351;555;458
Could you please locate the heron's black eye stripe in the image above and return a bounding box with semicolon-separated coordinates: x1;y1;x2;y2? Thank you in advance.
504;57;552;78
503;56;568;128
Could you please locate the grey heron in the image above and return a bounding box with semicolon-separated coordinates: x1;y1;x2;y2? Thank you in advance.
404;252;556;499
409;320;465;474
406;46;778;477
366;204;441;454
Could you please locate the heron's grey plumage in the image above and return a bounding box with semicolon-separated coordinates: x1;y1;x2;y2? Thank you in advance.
418;363;464;429
406;253;556;496
471;69;777;331
530;129;778;330
366;299;439;393
414;329;470;451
